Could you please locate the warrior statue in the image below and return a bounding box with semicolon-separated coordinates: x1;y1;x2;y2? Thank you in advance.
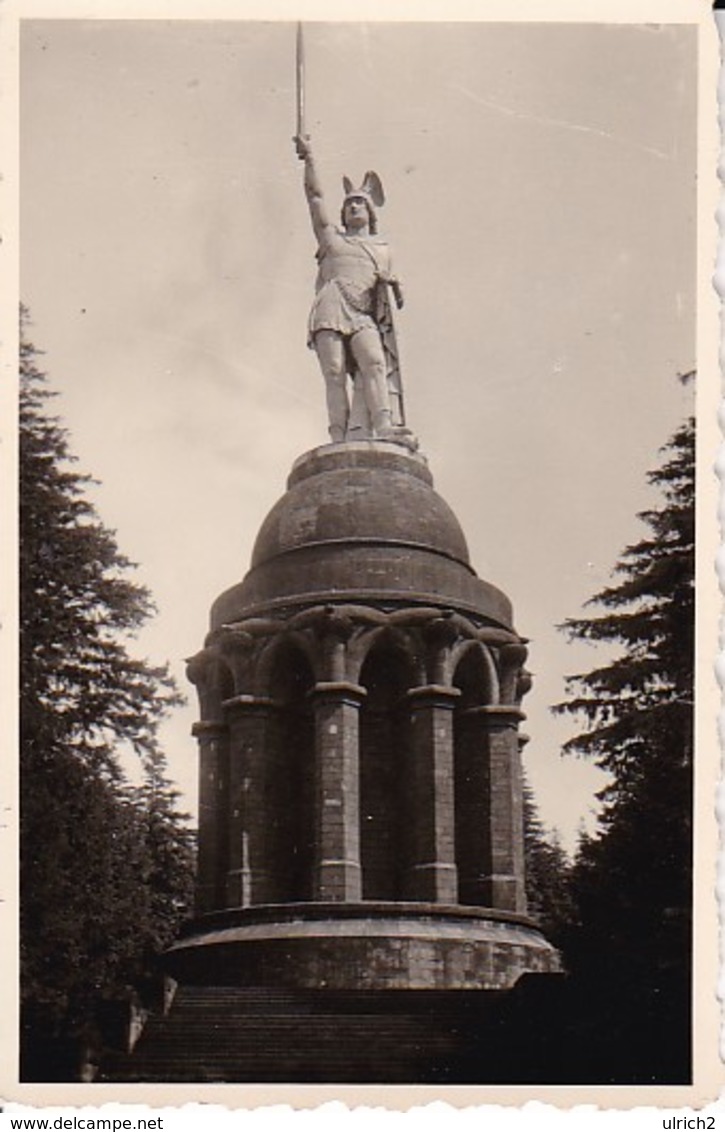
294;133;409;444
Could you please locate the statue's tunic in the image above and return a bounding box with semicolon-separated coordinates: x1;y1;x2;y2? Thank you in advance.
308;228;391;346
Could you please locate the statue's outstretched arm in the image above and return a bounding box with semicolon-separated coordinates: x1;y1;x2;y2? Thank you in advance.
294;135;331;244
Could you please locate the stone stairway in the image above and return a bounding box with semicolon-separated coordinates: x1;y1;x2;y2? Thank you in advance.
101;985;507;1083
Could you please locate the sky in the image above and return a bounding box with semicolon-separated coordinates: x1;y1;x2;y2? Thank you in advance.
19;18;698;852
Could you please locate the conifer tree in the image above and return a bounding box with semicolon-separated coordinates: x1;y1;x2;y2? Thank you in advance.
553;414;694;1080
522;783;574;947
19;310;195;1075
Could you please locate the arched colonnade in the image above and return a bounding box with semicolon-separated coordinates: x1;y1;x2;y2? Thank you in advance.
187;604;531;919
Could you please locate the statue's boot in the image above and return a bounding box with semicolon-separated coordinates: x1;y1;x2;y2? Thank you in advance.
376;418;420;452
372;408;394;439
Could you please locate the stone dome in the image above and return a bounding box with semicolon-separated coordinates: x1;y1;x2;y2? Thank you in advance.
252;444;469;569
210;442;513;630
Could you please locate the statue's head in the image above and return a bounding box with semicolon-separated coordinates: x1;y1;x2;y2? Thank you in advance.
342;194;376;234
341;172;385;235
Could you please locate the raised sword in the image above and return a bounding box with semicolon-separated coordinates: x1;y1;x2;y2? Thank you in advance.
295;22;306;140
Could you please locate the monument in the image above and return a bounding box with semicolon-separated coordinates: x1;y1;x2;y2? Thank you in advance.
113;29;561;1082
167;66;558;976
169;435;560;993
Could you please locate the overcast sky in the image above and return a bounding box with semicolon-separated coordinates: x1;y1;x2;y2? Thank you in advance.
20;18;697;850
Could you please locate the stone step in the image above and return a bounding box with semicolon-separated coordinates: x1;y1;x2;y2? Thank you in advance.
159;986;492;1014
101;984;503;1084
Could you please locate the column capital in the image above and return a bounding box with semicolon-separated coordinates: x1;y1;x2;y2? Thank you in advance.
186;648;217;686
407;684;462;708
461;704;526;728
310;681;367;706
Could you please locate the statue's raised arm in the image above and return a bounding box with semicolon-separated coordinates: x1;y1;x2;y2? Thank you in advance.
295;135;332;244
293;133;411;447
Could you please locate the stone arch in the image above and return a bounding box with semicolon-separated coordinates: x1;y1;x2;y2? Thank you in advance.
254;629;319;695
446;639;499;705
265;640;316;903
214;631;257;697
451;645;494;907
358;635;417;900
348;621;423;687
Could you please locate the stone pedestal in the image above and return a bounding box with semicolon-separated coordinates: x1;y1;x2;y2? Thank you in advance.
166;902;560;991
179;442;561;991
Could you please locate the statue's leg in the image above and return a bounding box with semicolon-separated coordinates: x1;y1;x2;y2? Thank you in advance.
314;330;350;443
348;380;372;439
349;328;393;437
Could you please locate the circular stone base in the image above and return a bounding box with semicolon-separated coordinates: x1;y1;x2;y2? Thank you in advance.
164;902;561;991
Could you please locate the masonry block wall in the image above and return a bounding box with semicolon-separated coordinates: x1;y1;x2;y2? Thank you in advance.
188;604;530;918
167;444;567;996
187;444;533;921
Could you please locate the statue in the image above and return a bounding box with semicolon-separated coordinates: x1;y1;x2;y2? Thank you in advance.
294;134;411;445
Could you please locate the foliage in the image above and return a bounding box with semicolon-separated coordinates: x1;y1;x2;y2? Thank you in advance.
19;311;195;1071
556;417;694;774
20;323;177;779
522;782;574;947
552;417;694;1080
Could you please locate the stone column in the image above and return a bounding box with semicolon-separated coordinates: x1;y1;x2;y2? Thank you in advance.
192;721;229;915
480;705;527;914
224;694;275;908
310;681;366;901
405;684;460;903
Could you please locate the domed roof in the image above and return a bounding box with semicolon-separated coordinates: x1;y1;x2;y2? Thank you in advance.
211;443;513;630
251;444;470;569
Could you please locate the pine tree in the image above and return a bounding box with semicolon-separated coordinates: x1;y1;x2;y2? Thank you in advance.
19;311;195;1077
20;320;177;778
553;415;694;1080
522;782;574;947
